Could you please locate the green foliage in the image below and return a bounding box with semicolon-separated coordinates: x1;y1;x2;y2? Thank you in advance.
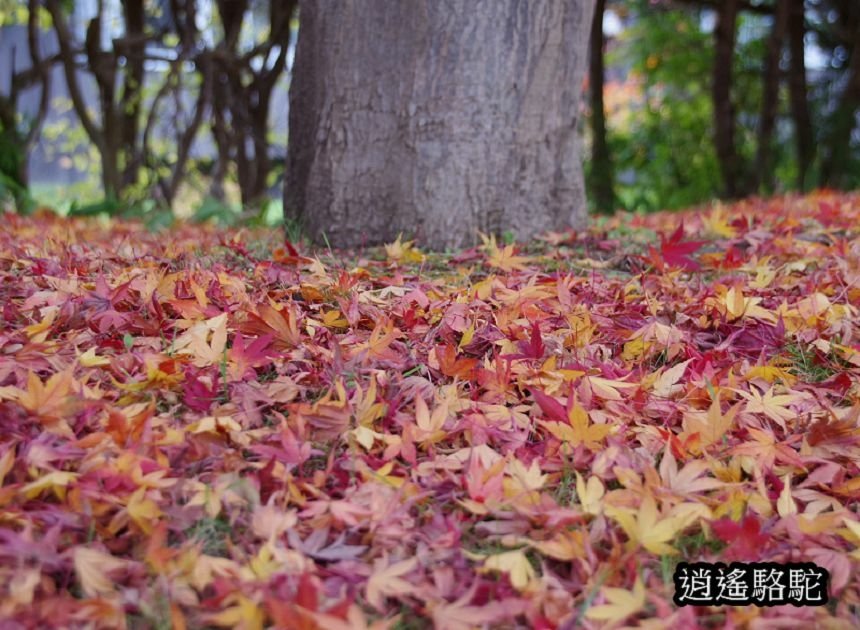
606;7;721;212
590;3;805;213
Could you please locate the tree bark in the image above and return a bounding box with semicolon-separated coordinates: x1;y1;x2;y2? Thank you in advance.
786;0;814;190
286;0;596;250
589;0;615;213
211;0;296;207
754;0;788;193
712;0;744;199
118;0;146;190
821;21;860;188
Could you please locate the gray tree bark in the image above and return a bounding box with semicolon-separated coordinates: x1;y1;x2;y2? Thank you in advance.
286;0;595;250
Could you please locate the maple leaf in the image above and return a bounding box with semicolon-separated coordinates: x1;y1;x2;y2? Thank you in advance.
658;448;724;495
241;303;303;350
722;285;777;323
503;321;546;361
291;381;352;440
227;332;274;381
433;344;478;379
365;556;418;611
349;319;403;363
575;473;605;516
731;426;804;468
384;234;425;264
605;495;708;556
735;384;806;431
776;473;798;517
15;369;77;435
430;582;527;630
172;312;229;367
182;367;221;412
585;577;646;623
74;547;129;597
411;395;449;445
649;223;706;271
580;374;638;401
536;393;611;452
711;514;770;561
287;527;367;562
649;359;692;398
81;276;133;332
126;486;163;534
206;594;265;630
479;233;532;271
680;396;740;452
20;470;79;500
481;549;536;590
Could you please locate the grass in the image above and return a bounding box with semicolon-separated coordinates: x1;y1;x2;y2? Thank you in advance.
186;516;232;557
784;343;838;383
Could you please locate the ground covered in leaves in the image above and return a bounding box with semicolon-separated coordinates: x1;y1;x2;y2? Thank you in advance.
2;192;860;629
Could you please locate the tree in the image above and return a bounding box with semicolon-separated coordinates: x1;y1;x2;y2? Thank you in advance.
0;0;52;210
209;0;297;207
286;0;596;250
712;0;746;199
815;0;860;188
754;0;788;193
786;0;814;190
588;0;616;214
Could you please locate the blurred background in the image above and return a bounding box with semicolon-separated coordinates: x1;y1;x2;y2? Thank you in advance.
0;0;858;224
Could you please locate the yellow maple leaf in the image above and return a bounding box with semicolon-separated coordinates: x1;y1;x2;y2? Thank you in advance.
504;459;547;500
384;234;425;264
480;233;531;271
207;594;264;630
78;347;112;367
0;448;15;486
529;529;586;561
581;374;638;401
723;286;777;323
777;474;797;517
127;487;162;534
585;576;646;623
23;308;57;342
16;369;76;434
482;549;536;591
540;399;611;451
605;495;707;556
680;397;739;452
74;547;128;597
413;395;448;444
575;472;605;515
20;470;79;500
702;205;737;238
172;313;229;367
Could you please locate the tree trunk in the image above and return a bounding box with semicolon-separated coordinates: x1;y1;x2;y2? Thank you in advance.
712;0;744;199
786;0;814;190
588;0;615;214
754;0;788;193
821;29;860;188
286;0;596;250
118;0;146;190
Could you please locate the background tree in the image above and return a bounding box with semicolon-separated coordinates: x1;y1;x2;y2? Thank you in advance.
0;0;51;211
588;0;616;214
209;0;297;206
286;0;596;250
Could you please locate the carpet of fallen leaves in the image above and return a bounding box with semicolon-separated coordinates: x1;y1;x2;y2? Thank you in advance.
2;191;860;629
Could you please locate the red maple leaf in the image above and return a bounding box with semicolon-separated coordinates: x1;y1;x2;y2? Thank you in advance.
228;333;274;380
711;514;770;561
649;223;706;271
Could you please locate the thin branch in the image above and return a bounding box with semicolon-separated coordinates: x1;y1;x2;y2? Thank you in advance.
44;0;103;145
